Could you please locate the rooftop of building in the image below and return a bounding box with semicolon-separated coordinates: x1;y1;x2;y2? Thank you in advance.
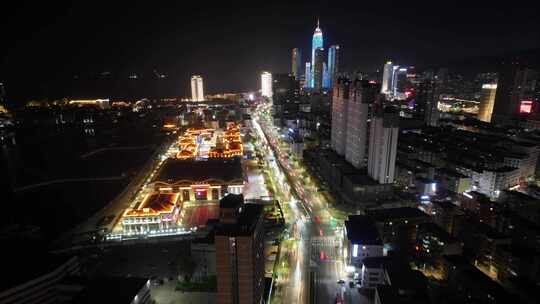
501;190;539;202
154;156;243;184
432;200;459;210
124;192;179;217
68;277;148;304
366;207;429;222
344;215;382;245
343;172;379;186
215;203;263;236
219;193;244;209
376;285;431;304
418;222;459;244
436;168;468;178
361;256;393;268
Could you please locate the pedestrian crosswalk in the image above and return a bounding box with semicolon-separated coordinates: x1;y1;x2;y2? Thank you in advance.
311;236;341;261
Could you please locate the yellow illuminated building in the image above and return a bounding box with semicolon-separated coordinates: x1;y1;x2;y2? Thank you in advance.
478;84;497;122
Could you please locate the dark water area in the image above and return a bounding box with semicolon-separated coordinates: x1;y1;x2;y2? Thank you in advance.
7;180;126;241
0;108;170;242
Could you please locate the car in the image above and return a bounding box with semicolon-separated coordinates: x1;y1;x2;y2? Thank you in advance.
337;279;345;285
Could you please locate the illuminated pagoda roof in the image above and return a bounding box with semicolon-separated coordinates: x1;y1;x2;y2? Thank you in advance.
123;192;180;217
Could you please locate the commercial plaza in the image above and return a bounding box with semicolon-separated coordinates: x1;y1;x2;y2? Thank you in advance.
106;122;249;239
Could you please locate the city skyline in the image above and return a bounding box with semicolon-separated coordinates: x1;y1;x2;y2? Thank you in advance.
2;2;540;101
2;3;540;304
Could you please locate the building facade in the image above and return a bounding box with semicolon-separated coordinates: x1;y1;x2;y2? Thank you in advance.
331;78;350;155
477;84;498;123
313;47;324;91
328;45;340;88
191;75;204;101
215;195;265;304
368;106;399;184
291;48;302;80
380;61;393;94
261;71;272;98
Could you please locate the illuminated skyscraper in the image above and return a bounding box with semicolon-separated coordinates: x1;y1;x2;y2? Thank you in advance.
304;63;311;89
191;75;204;101
368;106;399;184
291;48;302;80
311;19;323;87
477;84;498;122
381;61;393;94
322;62;329;89
313;47;324;90
328;45;340;88
261;71;273;98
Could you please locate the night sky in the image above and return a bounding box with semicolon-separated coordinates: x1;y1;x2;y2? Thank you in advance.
1;1;539;98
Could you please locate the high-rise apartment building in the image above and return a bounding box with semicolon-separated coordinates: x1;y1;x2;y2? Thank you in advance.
215;194;265;304
331;78;351;155
477;84;498;122
311;19;323;88
328;45;340;88
261;71;273;98
191;75;204;101
345;80;379;168
381;61;394;94
331;78;379;168
367;106;399;184
313;47;324;91
291;48;302;80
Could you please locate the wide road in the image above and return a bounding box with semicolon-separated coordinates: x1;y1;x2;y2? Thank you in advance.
254;102;370;304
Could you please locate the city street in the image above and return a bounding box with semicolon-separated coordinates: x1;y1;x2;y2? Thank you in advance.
253;103;370;304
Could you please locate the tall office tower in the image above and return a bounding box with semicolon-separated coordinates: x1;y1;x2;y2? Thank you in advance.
477;84;498;122
393;68;408;96
328;45;340;88
345;80;379;168
311;19;323;88
368;105;399;184
304;63;311;89
390;65;400;96
313;47;324;90
291;48;302;80
322;62;329;89
215;194;264;304
381;61;394;94
261;71;273;98
191;75;204;101
331;78;351;155
492;63;538;124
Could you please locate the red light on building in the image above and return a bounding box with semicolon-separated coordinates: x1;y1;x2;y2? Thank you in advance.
520;100;533;113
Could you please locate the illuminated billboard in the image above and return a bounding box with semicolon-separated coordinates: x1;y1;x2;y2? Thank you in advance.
520;100;533;113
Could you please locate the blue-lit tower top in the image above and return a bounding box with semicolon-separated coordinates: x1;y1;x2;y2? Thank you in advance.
311;18;323;78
